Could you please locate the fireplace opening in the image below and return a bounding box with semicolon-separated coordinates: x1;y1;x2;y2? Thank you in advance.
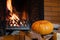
0;0;44;35
6;0;30;30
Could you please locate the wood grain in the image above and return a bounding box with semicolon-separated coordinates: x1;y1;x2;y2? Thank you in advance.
44;0;60;24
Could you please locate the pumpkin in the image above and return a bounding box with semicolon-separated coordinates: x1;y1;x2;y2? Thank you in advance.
32;20;54;35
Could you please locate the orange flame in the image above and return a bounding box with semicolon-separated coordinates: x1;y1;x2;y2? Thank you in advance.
7;0;12;12
10;14;19;20
7;0;19;20
22;11;28;20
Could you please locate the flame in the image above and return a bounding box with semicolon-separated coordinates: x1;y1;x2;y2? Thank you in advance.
22;11;28;20
10;14;19;20
9;14;20;26
7;0;19;20
7;0;12;12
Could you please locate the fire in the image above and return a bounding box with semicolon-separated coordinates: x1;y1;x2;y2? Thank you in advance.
22;11;28;20
7;0;20;27
6;0;28;27
10;14;19;20
9;14;20;26
7;0;12;12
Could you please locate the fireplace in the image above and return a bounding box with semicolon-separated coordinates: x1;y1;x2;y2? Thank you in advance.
0;0;44;35
5;0;30;30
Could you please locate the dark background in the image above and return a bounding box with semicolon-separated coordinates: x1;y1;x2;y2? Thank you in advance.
12;0;28;12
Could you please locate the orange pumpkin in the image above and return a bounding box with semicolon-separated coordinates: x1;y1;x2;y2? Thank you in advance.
32;20;54;35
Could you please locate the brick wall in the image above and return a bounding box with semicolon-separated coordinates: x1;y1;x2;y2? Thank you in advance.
44;0;60;24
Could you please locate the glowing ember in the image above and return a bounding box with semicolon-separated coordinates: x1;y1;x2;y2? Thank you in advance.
9;14;20;26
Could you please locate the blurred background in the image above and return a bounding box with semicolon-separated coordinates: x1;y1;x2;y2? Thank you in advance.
0;0;60;40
